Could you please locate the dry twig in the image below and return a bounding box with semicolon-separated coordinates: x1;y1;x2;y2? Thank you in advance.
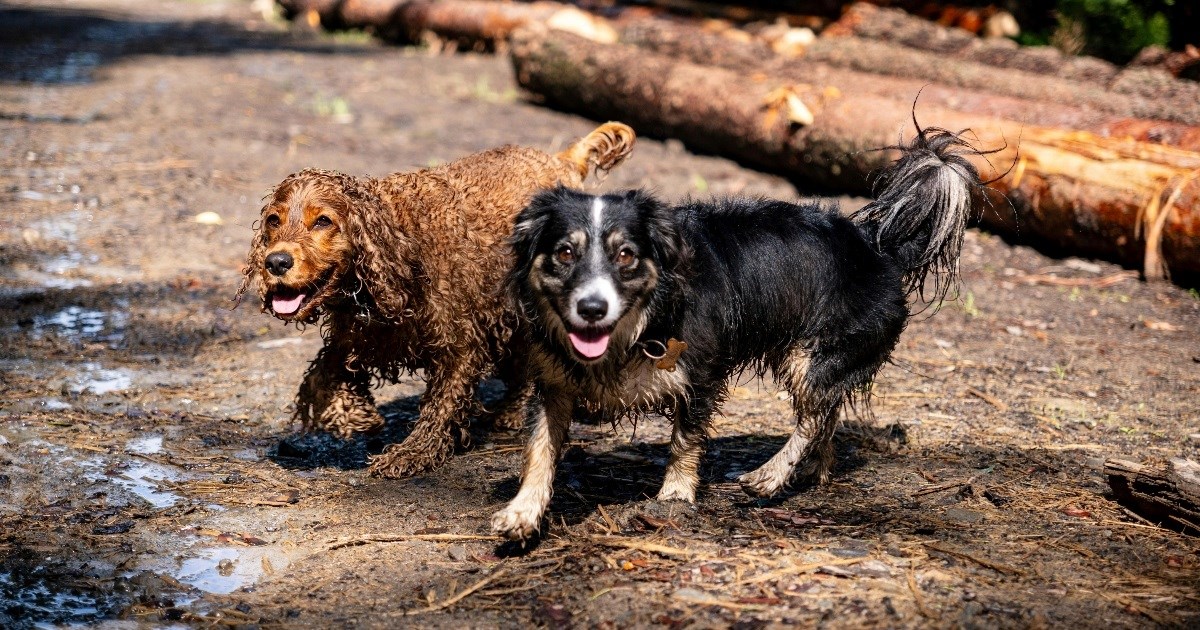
392;567;510;617
326;533;500;551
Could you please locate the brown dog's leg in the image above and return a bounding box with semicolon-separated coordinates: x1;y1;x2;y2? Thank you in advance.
367;356;481;478
481;348;536;431
486;379;536;431
295;346;384;440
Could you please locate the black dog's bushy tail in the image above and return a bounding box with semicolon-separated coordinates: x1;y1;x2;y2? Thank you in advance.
851;125;987;306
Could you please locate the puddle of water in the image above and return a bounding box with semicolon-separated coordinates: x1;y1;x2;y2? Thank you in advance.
159;543;289;597
31;305;128;344
29;214;82;243
172;548;245;594
70;363;133;395
232;448;260;462
111;460;182;509
126;434;164;455
38;398;72;411
80;455;183;510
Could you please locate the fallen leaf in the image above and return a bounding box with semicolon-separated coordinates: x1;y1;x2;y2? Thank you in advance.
1144;319;1181;331
193;211;223;225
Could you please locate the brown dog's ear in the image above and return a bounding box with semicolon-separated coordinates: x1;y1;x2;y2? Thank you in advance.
339;174;416;320
232;199;274;311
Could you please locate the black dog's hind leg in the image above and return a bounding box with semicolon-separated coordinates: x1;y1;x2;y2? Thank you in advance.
739;347;848;497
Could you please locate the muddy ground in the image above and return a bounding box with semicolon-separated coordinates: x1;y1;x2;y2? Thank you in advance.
1;1;1199;628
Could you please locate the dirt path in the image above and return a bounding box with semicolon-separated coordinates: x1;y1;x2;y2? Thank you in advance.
2;1;1198;627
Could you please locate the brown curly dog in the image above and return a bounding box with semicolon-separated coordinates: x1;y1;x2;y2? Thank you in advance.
235;122;635;478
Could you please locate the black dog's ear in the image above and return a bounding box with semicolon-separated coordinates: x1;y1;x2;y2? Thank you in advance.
510;187;560;267
627;189;685;273
505;186;562;310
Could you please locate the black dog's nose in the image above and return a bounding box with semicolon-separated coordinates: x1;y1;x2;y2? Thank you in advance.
265;251;294;277
576;296;608;322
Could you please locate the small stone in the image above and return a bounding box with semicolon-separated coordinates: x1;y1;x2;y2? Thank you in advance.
849;560;894;578
1005;325;1023;336
447;545;468;561
1187;433;1200;443
943;507;985;524
818;565;855;577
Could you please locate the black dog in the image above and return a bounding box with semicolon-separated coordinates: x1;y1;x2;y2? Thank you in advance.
492;126;988;540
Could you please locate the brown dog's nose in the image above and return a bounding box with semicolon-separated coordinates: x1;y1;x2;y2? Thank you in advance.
265;251;294;277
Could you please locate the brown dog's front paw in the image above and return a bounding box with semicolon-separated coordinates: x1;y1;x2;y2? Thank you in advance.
490;406;528;432
367;432;454;479
297;388;384;440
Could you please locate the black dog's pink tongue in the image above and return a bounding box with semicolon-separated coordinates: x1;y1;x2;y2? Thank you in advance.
568;330;610;359
272;292;306;315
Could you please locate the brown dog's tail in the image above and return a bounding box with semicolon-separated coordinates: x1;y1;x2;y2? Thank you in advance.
558;122;636;179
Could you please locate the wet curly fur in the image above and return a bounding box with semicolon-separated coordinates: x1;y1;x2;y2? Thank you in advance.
493;126;989;540
235;123;635;478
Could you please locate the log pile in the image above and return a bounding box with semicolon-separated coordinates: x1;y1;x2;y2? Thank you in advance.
273;0;1200;282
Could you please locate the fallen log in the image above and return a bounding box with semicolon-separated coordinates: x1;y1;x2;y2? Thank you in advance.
824;2;1200;124
621;20;1200;150
510;27;1200;280
1105;459;1200;536
801;36;1200;127
276;0;616;47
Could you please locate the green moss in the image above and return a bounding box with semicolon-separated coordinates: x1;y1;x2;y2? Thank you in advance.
1056;0;1173;63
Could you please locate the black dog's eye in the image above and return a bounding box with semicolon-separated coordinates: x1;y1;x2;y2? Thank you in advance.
313;215;333;229
265;214;281;229
615;247;636;267
555;245;576;265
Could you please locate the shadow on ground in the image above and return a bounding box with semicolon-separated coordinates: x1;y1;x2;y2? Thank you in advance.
0;6;369;86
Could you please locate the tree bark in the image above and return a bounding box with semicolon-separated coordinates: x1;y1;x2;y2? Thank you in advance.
1105;459;1200;536
511;28;1200;280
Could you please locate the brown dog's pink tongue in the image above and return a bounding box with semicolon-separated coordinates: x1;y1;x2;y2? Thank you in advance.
272;293;306;315
568;331;610;359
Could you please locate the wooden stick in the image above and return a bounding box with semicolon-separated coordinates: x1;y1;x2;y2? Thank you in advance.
966;387;1009;412
923;542;1024;576
326;533;501;551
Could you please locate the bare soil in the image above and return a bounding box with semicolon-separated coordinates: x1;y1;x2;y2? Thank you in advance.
2;1;1198;628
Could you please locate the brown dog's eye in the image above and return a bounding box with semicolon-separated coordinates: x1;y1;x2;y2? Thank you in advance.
615;247;636;267
265;214;281;229
314;215;333;229
555;245;575;265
